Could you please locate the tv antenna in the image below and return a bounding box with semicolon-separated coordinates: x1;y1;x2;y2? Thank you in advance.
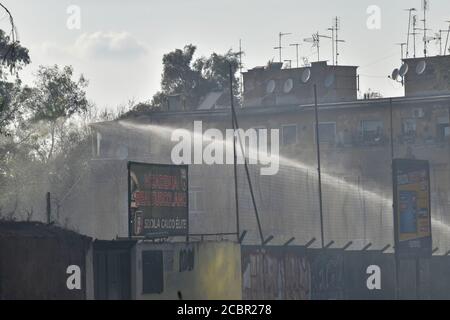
414;22;432;57
274;32;292;63
304;32;331;62
444;20;450;55
411;14;420;58
289;43;301;68
434;30;450;55
404;8;417;58
327;24;336;65
421;0;430;57
330;17;345;65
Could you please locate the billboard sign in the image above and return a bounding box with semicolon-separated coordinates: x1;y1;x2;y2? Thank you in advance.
128;162;188;238
392;159;432;259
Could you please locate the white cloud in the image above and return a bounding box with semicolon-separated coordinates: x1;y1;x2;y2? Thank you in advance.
36;31;154;108
42;31;148;60
74;31;148;59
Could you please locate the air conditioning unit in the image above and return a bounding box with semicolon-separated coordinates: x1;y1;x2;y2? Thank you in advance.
412;108;424;118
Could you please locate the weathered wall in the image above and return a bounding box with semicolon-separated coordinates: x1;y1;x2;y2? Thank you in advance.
133;241;242;300
241;246;311;300
241;246;450;300
404;56;450;97
243;61;357;107
0;222;91;300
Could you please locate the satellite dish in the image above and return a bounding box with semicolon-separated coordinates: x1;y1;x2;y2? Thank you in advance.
416;60;427;75
391;68;400;81
324;73;335;88
266;79;276;94
301;68;311;83
283;78;294;93
399;63;409;77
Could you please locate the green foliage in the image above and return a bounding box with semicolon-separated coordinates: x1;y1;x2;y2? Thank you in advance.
0;29;30;78
0;63;92;223
29;65;88;122
147;44;240;110
0;28;31;135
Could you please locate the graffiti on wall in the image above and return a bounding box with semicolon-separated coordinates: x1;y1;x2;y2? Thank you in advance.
310;252;344;300
284;254;311;299
242;249;311;300
242;247;450;300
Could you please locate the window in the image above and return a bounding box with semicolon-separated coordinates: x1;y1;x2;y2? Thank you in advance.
281;124;297;146
142;251;164;294
402;118;417;135
189;187;204;213
437;116;450;140
361;120;384;142
362;120;383;134
318;122;336;143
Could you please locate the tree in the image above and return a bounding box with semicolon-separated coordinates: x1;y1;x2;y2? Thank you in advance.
194;49;240;96
0;29;30;78
147;45;240;111
0;64;92;223
0;1;30;78
26;65;89;161
160;44;200;96
0;29;31;135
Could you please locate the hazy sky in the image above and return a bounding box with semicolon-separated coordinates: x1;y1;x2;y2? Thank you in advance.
3;0;450;109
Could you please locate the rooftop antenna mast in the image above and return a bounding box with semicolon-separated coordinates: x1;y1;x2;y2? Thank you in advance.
328;17;345;65
333;17;345;65
405;8;417;58
414;26;431;57
289;43;300;68
422;0;429;57
412;14;419;57
304;32;331;62
444;20;450;55
327;25;335;65
274;32;292;63
435;30;449;55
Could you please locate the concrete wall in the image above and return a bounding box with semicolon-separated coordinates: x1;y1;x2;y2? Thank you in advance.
404;56;450;97
132;241;242;300
242;246;450;300
243;61;357;107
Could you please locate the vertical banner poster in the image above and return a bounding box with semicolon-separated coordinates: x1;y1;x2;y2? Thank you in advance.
128;162;188;238
392;159;432;259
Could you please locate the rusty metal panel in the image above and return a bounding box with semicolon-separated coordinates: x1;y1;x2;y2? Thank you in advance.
242;246;311;300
